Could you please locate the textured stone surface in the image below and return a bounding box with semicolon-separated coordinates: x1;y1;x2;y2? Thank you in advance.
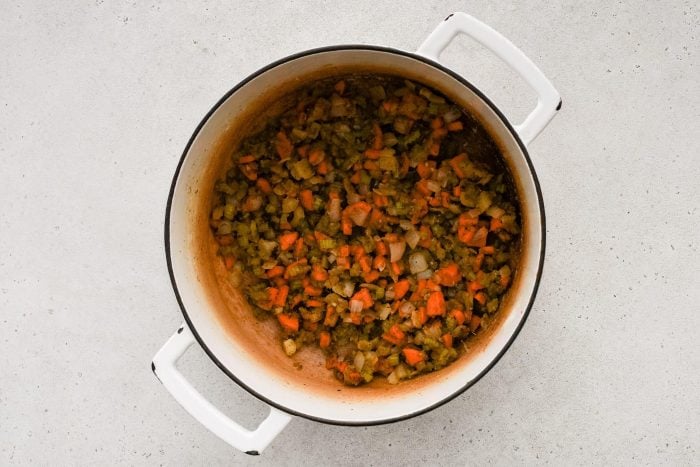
1;1;698;464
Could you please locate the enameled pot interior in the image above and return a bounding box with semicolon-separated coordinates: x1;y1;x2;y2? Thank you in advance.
167;47;543;424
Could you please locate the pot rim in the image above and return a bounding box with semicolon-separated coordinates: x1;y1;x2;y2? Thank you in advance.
164;44;546;426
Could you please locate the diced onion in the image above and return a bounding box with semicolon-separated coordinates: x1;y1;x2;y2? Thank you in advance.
349;299;364;313
405;230;421;249
416;269;433;280
387;371;399;385
283;339;297;356
409;252;429;274
486;206;505;219
399;301;416;318
443;108;461;123
354;352;365;371
389;241;406;262
342;281;355;298
328;198;341;221
426;180;441;193
378;304;392;320
348;209;369;226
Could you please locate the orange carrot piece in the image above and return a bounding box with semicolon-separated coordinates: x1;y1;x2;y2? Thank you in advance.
316;159;330;175
490;218;504;232
306;299;324;307
390;261;403;276
499;273;510;287
416;307;428;326
351;288;374;309
358;255;372;274
277;313;299;332
274;285;289;307
447;121;463;131
338;244;350;257
451;309;466;326
426;291;446;316
311;264;328;282
279;231;299;251
372;122;383;150
375;240;388;256
466;226;489;248
319;331;331;349
473;252;484;272
238;154;256;164
481;246;495;255
300;189;314;210
382;324;405;345
430;117;444;129
469;314;481;331
468;281;484;293
402;348;425;366
334;80;346;94
442;333;453;348
275;131;293;160
364;148;382;159
266;265;285;279
393;280;410;300
373;256;387;272
436;263;461;287
341;217;353;235
474;292;487;305
256;178;272;193
449;153;468;178
308;147;325;166
363;271;380;283
224;256;235;270
416;162;433;179
294;237;305;257
304;285;323;296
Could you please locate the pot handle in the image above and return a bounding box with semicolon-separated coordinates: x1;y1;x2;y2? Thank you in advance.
151;323;292;455
416;12;560;146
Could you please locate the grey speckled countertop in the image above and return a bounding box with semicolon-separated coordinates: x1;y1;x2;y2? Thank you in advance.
1;1;698;465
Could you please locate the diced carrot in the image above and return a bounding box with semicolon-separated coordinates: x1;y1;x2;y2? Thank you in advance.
364;160;379;171
449;153;468;178
402;348;425;366
471;252;483;272
358;256;372;274
499;273;510;287
441;191;450;208
415;179;431;196
334;80;346;94
393;279;410;300
481;246;495;255
324;305;337;327
308;147;325;166
300;190;314;210
490;218;504;232
275;131;293;160
338;245;350;257
351;288;374;309
429;142;441;156
468;281;484;293
294;237;305;257
474;292;487;305
466;226;489;248
453;185;462;197
416;162;433;179
364;148;382;159
432;127;448;139
469;314;481;331
382;324;405;345
435;263;461;287
274;285;289;307
349;311;362;325
372;193;389;207
418;225;432;248
284;258;307;279
451;309;466;326
373;256;387;272
442;333;453;348
382;100;398;113
458;226;476;244
430;117;444;129
375;241;388;256
447;121;463;131
239;154;256;164
297;144;309;158
369;208;384;227
256;178;272;193
390;261;402;276
277;313;299;332
266;265;285;279
426;291;446;316
416;307;428;326
317;159;330;175
363;270;380;283
319;331;331;349
267;287;279;304
304;284;323;296
224;256;235;270
290;293;303;308
372;122;383;150
341;217;353;235
311;264;328;282
306;299;324;307
279;231;299;251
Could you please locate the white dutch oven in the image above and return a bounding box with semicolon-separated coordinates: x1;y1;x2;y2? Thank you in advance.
152;13;560;455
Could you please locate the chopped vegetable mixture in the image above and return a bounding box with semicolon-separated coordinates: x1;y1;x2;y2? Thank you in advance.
210;75;520;386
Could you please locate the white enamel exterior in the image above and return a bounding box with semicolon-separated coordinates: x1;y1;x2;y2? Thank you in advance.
154;13;559;454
